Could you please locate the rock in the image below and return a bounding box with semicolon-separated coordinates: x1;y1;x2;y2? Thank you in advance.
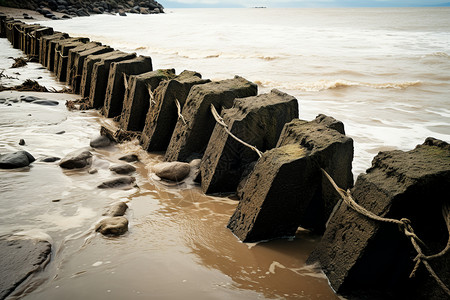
19;95;39;102
90;135;112;148
153;162;190;182
19;139;25;146
0;151;35;169
110;164;136;174
227;115;354;242
0;236;51;299
41;156;60;162
104;201;128;217
307;138;450;299
200;89;298;194
102;55;153;118
140;70;210;151
55;131;65;134
118;154;139;162
59;149;92;169
88;168;98;174
92;7;102;14
31;100;59;106
164;76;258;162
97;176;136;188
95;217;128;235
118;10;127;16
120;69;175;132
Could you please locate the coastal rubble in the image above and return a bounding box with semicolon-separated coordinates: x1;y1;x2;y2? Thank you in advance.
120;68;176;132
227;115;353;242
140;70;211;151
307;137;450;299
199;89;299;194
164;76;258;162
102;55;153;118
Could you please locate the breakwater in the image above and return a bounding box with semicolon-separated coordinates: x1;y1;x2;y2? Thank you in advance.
1;13;449;300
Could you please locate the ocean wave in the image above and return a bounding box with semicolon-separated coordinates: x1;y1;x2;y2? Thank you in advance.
257;79;422;92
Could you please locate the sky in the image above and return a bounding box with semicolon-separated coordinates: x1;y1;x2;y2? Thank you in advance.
160;0;450;8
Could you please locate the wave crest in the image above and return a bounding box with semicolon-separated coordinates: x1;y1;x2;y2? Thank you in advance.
258;79;422;92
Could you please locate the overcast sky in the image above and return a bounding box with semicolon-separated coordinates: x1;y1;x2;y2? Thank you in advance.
161;0;450;8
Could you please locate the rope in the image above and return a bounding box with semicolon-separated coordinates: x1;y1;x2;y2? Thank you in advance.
210;104;263;158
175;98;187;125
123;73;128;90
146;84;156;107
56;49;68;58
321;169;450;297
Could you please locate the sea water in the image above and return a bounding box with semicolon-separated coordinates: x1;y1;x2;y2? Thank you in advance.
0;7;449;300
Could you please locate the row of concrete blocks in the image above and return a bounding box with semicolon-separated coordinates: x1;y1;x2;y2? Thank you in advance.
3;14;448;299
0;13;354;241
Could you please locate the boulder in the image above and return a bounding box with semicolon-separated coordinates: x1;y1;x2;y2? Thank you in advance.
59;149;92;169
104;201;128;217
0;151;35;169
97;176;136;188
95;217;128;235
90;135;112;148
67;43;108;92
307;137;450;299
110;164;136;174
0;236;51;299
164;76;258;162
140;70;210;151
118;154;139;162
227;115;354;242
86;51;137;108
102;55;153;118
120;69;175;132
200;89;299;194
153;162;190;182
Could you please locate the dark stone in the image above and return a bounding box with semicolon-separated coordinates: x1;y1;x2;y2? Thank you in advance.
55;131;65;134
200;89;299;194
110;164;136;175
121;69;175;132
41;156;60;162
102;55;153;118
97;176;136;189
31;100;59;106
20;95;39;102
90;135;112;148
153;162;191;182
92;7;102;14
19;139;25;146
0;151;35;169
118;154;139;162
227;115;354;242
307;138;450;299
118;10;127;16
0;236;51;300
59;149;92;169
164;76;258;162
95;217;128;235
140;70;210;152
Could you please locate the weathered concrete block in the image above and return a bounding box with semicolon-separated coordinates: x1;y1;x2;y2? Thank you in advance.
102;55;153;118
120;69;176;132
68;44;111;93
30;27;53;58
0;13;7;38
40;32;68;68
54;38;89;82
83;51;136;107
227;115;353;242
307;138;450;299
140;70;210;152
200;89;299;194
20;24;40;55
164;76;258;162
